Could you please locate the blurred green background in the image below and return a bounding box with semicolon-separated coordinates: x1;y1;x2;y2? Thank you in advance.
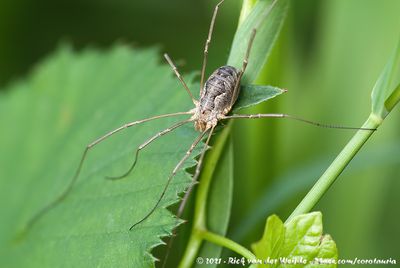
1;0;399;266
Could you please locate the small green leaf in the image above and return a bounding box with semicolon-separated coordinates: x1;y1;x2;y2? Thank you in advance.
227;0;289;84
233;85;286;112
280;212;338;268
371;37;400;119
252;212;338;268
252;215;285;268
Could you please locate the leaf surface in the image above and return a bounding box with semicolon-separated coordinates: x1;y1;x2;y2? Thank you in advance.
252;215;285;268
371;38;400;119
234;85;286;112
252;212;338;268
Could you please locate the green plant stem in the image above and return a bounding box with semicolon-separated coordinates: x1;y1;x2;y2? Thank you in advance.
178;124;232;268
385;82;400;112
287;113;382;222
178;229;203;268
200;230;256;260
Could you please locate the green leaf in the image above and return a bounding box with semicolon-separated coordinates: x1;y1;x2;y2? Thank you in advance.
0;45;201;268
233;85;286;112
371;37;400;119
252;215;285;268
227;0;289;84
0;44;289;267
281;212;337;268
252;212;338;268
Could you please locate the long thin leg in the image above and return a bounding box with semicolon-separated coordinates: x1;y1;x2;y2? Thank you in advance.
200;0;225;93
161;126;215;268
222;114;377;131
164;54;197;105
240;29;256;75
25;111;193;231
178;125;215;216
106;119;192;180
230;28;257;108
130;129;208;230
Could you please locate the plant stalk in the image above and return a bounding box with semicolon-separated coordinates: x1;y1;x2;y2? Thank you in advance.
200;230;256;260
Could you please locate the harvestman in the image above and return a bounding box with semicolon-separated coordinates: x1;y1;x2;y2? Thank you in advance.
26;0;374;231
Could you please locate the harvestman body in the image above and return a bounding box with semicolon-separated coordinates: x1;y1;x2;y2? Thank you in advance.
26;0;373;232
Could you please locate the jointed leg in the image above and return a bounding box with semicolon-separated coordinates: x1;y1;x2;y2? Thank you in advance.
106;119;193;180
230;28;257;108
178;125;215;217
87;111;193;148
25;111;193;231
223;114;377;131
130;129;208;230
164;54;197;105
200;0;225;92
161;126;215;268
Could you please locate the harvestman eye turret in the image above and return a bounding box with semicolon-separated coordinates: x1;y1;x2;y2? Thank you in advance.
26;0;375;233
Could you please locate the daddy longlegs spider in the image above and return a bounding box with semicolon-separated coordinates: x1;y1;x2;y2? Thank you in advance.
26;0;375;235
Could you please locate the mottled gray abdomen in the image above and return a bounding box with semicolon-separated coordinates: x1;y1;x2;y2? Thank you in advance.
199;65;240;115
